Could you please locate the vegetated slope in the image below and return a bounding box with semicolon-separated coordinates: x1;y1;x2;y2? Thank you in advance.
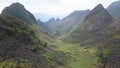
2;2;53;43
0;14;48;68
96;20;120;68
0;3;74;68
46;10;90;37
29;23;53;43
36;19;52;37
63;4;120;68
107;0;120;20
0;13;74;68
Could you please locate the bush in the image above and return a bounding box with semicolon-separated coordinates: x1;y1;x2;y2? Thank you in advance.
43;42;48;47
31;46;40;53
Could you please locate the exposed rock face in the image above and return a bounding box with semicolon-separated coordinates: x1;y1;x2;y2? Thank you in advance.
64;4;114;43
83;4;114;32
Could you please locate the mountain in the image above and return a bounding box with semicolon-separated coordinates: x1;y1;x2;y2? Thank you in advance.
2;2;37;24
34;13;65;22
47;10;90;37
0;3;73;68
107;0;120;20
46;18;60;27
0;14;71;68
2;2;53;43
63;4;120;68
34;13;53;22
36;19;51;35
63;4;114;43
0;14;49;68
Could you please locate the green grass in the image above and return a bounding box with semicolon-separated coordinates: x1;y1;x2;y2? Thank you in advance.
0;59;31;68
43;53;52;61
51;40;98;68
0;60;14;68
29;24;54;43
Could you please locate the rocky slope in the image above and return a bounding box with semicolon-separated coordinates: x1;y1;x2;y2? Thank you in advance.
63;4;114;43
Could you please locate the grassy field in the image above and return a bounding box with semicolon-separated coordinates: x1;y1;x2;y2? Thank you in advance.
52;40;98;68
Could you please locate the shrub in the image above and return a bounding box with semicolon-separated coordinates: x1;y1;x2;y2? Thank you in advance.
31;46;40;53
43;42;48;47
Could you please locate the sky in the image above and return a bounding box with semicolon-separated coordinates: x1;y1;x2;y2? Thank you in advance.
0;0;118;21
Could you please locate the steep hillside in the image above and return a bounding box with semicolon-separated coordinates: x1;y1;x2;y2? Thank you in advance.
0;14;48;68
63;4;120;68
0;13;74;68
29;23;53;43
2;2;37;24
63;4;114;43
2;2;53;43
107;0;120;20
37;19;49;31
47;10;90;37
36;19;58;37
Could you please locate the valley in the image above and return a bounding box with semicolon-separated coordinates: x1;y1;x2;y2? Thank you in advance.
50;40;98;68
0;0;120;68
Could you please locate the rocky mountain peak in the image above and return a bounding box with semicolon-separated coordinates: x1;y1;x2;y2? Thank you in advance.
85;4;105;20
83;4;114;32
56;18;60;21
11;2;24;8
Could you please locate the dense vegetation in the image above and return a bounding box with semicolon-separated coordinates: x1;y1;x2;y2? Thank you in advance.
0;14;43;67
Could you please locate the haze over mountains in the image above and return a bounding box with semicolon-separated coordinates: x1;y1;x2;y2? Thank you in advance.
0;0;120;68
107;0;120;20
34;13;65;22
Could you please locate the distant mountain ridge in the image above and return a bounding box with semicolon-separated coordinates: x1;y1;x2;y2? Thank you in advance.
107;0;120;20
34;13;65;22
46;10;90;37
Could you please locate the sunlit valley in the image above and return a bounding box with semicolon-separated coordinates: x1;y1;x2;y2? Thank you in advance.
0;0;120;68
